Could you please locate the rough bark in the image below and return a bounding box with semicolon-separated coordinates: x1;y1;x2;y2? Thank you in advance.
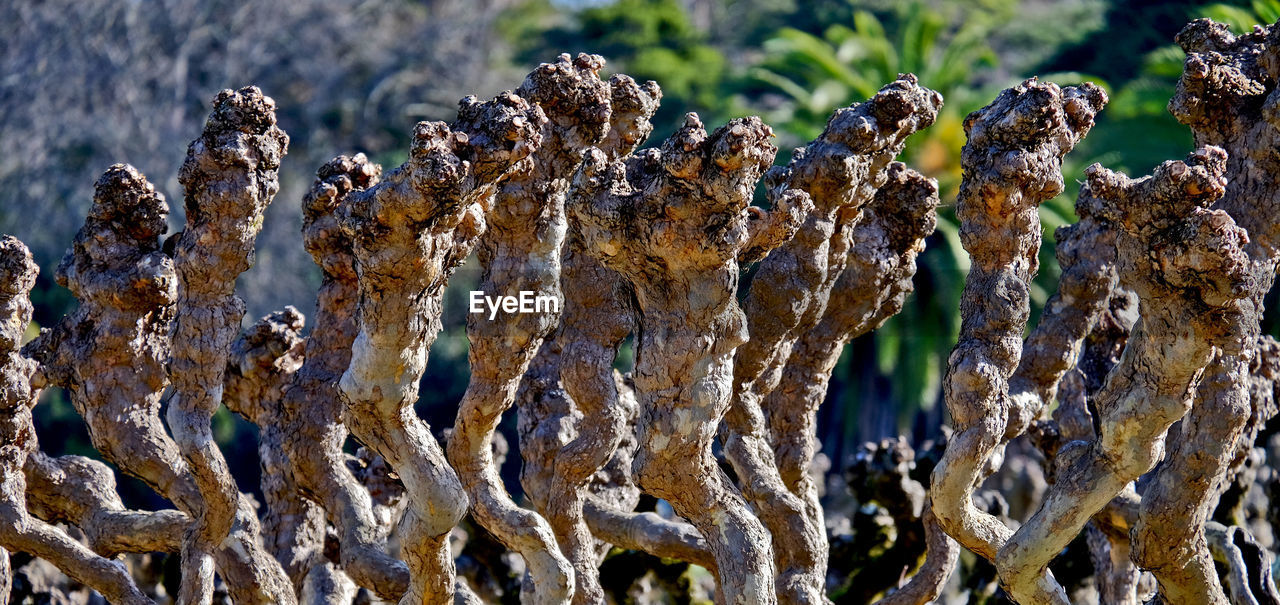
929;79;1105;586
1214;334;1280;530
1010;210;1128;604
749;160;941;602
224;307;329;594
569;111;811;603
519;362;716;572
1036;368;1144;605
1006;214;1118;439
23;162;295;604
0;236;152;605
1131;20;1280;604
723;76;940;603
448;53;616;605
337;91;544;605
14;39;1280;605
508;70;720;591
539;70;661;605
166;85;293;605
996;147;1253;603
0;547;8;605
271;153;416;601
23;452;187;557
1205;522;1280;605
302;562;360;605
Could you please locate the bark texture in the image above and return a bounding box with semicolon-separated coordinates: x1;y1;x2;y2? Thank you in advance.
23;452;187;558
763;161;943;604
1130;20;1280;604
223;307;324;593
929;79;1105;586
12;33;1280;605
283;153;413;601
448;53;615;605
1205;521;1280;605
726;76;941;603
997;147;1253;603
337;91;543;605
167;85;293;605
24;162;295;604
538;70;662;605
569;111;811;603
0;237;152;605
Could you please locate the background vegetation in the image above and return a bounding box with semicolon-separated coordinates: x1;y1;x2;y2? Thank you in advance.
2;0;1269;511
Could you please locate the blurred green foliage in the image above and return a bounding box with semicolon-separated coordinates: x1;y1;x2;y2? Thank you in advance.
500;0;731;137
1203;0;1280;30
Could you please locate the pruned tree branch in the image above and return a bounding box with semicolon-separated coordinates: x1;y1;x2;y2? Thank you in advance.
338;90;543;604
0;236;152;605
569;110;811;602
929;79;1105;588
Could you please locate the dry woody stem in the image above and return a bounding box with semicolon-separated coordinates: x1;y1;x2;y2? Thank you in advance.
1130;20;1280;604
166;86;292;605
11;23;1280;605
997;147;1252;603
0;237;152;605
540;71;663;605
25;162;294;604
725;75;940;602
570;110;811;603
337;91;543;605
929;79;1105;585
447;53;612;605
278;154;414;602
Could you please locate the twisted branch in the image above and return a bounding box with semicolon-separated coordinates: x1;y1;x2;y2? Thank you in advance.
996;147;1253;603
338;91;543;604
569;112;811;602
929;80;1104;585
166;86;292;605
0;236;152;605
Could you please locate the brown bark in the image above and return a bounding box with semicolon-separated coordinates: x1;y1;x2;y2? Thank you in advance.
23;162;295;604
584;373;716;574
542;72;662;605
898;168;1119;605
0;236;152;605
224;307;329;595
302;562;360;605
1205;522;1280;604
1131;20;1280;604
166;86;293;605
1006;215;1118;439
23;452;187;557
569;112;811;603
274;153;415;601
929;80;1105;589
506;69;717;592
448;53;617;605
724;76;940;602
519;360;716;572
338;91;544;604
14;40;1280;605
0;547;8;605
996;147;1253;603
762;161;942;602
1214;335;1280;529
1039;368;1145;605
